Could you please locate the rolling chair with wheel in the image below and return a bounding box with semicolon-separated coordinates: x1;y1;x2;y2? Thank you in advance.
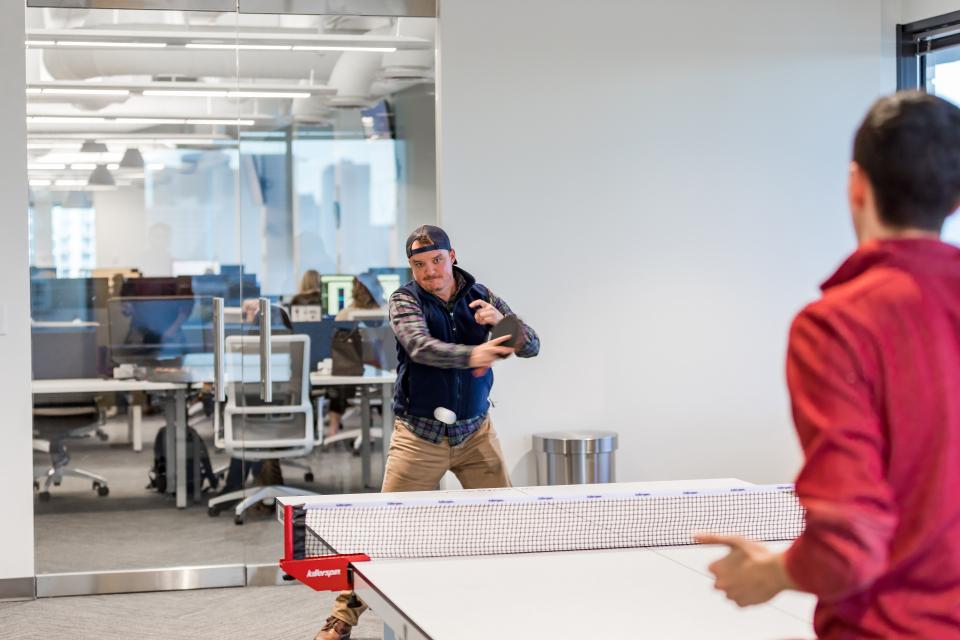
33;403;110;501
207;334;319;524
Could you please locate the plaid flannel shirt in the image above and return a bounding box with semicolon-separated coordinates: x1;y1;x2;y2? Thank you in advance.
390;273;539;446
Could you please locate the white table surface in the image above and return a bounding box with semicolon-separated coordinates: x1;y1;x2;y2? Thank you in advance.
284;479;813;639
32;377;193;507
32;378;186;394
310;366;396;386
355;543;815;640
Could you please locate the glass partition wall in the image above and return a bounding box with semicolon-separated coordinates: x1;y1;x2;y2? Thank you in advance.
25;2;436;594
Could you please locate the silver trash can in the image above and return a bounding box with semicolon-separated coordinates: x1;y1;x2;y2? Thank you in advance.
532;431;618;485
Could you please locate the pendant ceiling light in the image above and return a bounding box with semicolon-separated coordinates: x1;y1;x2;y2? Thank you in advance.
87;164;115;187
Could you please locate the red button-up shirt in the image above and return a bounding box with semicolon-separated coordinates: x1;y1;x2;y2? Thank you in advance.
783;238;960;638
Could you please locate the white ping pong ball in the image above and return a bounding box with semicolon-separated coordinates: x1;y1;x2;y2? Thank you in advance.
433;407;457;424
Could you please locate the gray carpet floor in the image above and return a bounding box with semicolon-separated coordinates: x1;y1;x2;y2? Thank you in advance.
20;404;387;639
0;584;385;640
33;408;383;572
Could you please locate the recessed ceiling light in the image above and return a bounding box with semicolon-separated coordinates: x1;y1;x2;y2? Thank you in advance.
186;118;256;126
27;142;82;150
228;91;310;99
292;45;396;53
33;88;131;96
186;43;291;51
28;116;255;126
96;138;220;146
55;41;166;48
28;116;109;124
114;117;188;125
142;89;230;98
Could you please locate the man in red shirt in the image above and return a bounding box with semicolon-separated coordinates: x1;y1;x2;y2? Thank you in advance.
697;91;960;637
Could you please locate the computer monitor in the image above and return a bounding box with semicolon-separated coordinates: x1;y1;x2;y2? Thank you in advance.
30;266;57;279
321;275;354;316
188;274;228;299
92;268;142;296
92;267;141;281
219;264;243;279
31;324;101;379
376;274;401;300
172;260;220;276
30;277;109;322
226;275;260;306
107;296;213;365
120;276;192;298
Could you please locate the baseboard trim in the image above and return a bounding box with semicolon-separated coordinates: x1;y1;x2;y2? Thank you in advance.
0;577;35;601
245;562;297;587
36;564;245;597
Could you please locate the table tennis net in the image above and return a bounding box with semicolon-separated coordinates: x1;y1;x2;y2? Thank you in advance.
286;485;804;560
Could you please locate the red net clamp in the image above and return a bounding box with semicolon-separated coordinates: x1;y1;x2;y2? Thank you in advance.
279;503;370;591
280;554;371;592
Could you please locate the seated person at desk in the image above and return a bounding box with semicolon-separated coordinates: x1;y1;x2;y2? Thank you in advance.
325;273;385;439
290;269;322;307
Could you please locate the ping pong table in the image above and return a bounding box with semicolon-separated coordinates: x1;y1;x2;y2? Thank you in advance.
279;479;816;639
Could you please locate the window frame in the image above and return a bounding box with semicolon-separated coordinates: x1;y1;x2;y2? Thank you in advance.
898;10;960;90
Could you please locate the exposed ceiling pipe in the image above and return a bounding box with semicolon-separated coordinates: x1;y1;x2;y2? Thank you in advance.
322;16;393;33
30;11;433;129
381;18;434;80
41;48;337;83
300;18;434;112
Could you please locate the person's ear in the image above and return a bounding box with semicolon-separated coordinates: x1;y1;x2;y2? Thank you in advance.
848;162;868;213
449;248;457;264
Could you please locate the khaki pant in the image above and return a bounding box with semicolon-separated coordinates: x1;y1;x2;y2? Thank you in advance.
329;417;510;626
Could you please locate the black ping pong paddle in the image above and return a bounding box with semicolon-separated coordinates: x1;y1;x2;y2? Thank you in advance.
489;314;523;350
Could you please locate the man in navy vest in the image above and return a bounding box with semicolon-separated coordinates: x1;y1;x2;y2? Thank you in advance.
316;225;540;640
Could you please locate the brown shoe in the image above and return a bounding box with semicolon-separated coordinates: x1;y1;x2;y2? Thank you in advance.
314;616;352;640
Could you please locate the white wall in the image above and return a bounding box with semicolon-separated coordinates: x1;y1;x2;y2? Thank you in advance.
902;0;960;22
439;0;899;485
0;0;35;583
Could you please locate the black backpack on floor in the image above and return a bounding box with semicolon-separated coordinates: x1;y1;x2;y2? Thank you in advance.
148;425;218;495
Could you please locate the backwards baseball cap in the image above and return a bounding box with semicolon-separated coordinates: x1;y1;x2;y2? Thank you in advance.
405;225;455;261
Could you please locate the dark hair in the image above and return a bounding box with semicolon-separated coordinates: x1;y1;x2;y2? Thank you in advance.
409;225;435;248
351;278;378;309
853;91;960;232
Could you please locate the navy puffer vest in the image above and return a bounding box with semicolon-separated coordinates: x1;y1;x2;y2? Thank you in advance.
393;268;493;421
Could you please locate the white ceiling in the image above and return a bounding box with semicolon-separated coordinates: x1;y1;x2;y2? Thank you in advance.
25;7;435;189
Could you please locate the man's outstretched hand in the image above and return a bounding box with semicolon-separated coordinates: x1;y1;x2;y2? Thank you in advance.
694;533;796;607
469;335;515;377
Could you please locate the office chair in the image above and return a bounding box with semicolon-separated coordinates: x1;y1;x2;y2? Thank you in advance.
319;391;384;453
33;403;110;500
318;323;394;452
207;334;319;524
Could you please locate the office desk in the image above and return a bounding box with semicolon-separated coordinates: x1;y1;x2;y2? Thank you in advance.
32;378;195;508
310;367;396;489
